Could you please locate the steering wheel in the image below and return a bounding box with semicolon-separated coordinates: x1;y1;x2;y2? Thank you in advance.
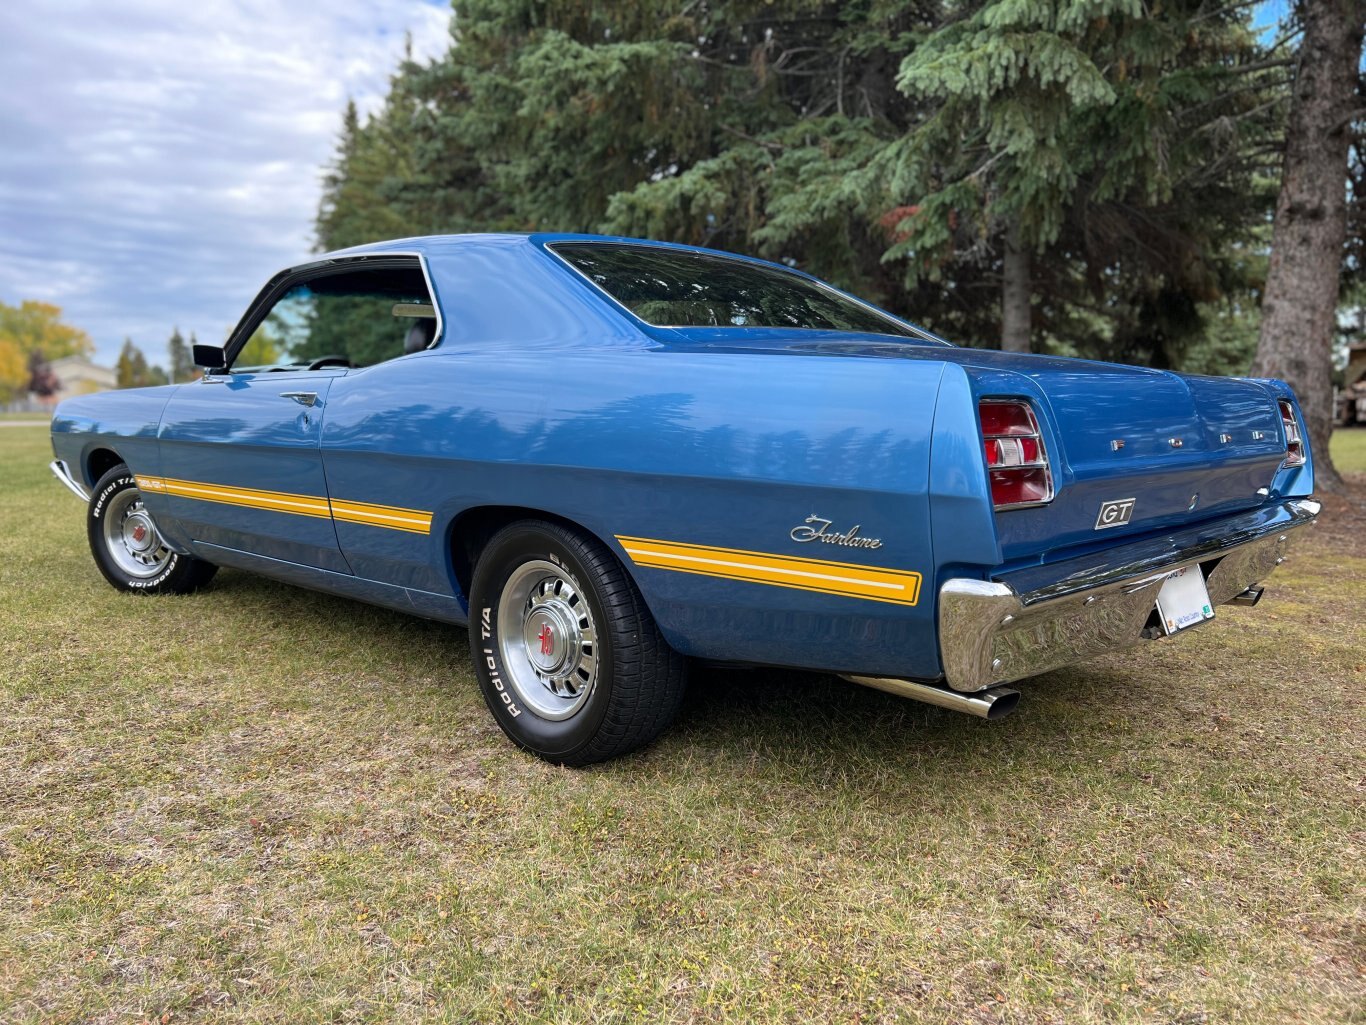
306;355;352;370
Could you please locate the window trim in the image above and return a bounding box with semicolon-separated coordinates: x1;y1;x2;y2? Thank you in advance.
543;239;939;344
222;252;444;371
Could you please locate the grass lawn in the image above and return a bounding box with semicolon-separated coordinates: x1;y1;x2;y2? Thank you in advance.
1;424;1361;1024
1332;427;1366;474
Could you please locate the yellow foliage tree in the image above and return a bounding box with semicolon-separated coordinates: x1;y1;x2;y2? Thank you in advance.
236;327;281;368
0;300;95;362
0;339;26;403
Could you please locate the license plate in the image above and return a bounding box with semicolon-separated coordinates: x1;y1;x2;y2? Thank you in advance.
1155;566;1215;635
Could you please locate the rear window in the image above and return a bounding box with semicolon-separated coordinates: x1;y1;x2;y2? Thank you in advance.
549;242;924;339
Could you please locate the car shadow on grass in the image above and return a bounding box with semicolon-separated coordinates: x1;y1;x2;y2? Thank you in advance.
671;661;1124;768
201;566;1184;786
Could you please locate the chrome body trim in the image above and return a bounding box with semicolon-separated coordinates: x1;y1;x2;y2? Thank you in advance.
221;249;444;369
49;459;90;502
938;498;1320;693
841;675;1020;720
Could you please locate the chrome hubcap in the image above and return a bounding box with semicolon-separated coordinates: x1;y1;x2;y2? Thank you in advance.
497;560;598;720
103;487;173;578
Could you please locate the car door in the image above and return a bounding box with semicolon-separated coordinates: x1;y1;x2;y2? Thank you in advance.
156;369;351;572
153;277;352;573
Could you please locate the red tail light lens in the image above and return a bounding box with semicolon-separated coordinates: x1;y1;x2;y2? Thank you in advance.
1278;399;1305;467
980;399;1053;510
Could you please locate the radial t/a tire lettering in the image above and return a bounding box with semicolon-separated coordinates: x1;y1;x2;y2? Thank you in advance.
469;519;686;766
87;464;217;595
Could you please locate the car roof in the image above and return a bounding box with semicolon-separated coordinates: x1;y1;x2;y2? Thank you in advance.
303;233;942;349
317;232;811;278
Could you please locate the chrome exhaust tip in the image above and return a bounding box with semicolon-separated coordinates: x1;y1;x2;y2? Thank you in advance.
841;675;1020;721
1229;585;1265;607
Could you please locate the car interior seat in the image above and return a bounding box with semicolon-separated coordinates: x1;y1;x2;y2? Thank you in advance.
404;318;436;354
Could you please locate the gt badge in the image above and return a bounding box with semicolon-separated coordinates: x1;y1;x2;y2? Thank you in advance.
1095;497;1136;530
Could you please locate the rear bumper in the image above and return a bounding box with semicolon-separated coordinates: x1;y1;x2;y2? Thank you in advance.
938;498;1320;693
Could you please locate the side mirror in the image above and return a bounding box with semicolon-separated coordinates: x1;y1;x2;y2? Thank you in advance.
193;344;227;372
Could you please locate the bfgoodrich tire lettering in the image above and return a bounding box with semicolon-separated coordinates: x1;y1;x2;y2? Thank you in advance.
87;464;217;595
470;520;686;766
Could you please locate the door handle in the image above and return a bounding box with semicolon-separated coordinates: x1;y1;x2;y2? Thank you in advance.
281;391;318;407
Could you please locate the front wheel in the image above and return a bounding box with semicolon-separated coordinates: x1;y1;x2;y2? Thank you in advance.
469;520;686;766
87;464;217;594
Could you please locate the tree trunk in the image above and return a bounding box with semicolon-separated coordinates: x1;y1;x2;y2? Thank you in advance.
1001;224;1031;353
1250;0;1364;493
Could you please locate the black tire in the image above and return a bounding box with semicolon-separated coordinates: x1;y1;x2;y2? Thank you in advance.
87;464;218;595
469;519;687;766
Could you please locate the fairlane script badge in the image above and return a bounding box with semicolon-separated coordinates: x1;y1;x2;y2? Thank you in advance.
1095;497;1137;530
790;515;884;549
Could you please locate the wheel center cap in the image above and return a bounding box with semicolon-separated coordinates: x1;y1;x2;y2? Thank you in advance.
125;515;156;552
525;605;575;673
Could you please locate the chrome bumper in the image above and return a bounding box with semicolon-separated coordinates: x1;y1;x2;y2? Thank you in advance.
938;498;1320;693
49;459;90;501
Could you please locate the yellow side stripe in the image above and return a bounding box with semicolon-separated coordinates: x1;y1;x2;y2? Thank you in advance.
615;535;922;606
136;475;432;535
330;498;433;534
154;477;332;519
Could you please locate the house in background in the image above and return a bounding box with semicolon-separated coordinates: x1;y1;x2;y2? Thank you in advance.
1339;342;1366;426
47;355;116;398
9;355;118;414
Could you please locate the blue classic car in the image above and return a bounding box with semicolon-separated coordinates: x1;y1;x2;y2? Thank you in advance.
49;234;1320;764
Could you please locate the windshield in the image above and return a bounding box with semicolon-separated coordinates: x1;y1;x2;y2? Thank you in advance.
550;242;926;339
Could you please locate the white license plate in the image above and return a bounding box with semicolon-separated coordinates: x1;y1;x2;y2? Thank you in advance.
1155;566;1215;635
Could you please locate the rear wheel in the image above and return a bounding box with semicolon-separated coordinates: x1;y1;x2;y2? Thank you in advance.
87;464;217;594
469;520;686;766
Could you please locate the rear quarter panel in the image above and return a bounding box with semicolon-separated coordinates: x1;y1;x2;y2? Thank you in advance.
321;343;951;679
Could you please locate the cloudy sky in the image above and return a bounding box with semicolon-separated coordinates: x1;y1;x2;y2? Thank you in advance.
0;0;450;367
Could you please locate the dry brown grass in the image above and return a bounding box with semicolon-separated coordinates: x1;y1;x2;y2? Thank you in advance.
1;425;1362;1024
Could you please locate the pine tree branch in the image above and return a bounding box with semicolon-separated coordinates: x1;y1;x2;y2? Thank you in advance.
1227;57;1296;76
718;124;784;155
1190;0;1276;25
1176;80;1292;124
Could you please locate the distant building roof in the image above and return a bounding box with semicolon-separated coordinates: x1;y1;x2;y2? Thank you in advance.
48;355;116;393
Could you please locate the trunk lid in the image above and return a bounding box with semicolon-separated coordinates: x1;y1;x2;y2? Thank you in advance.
938;349;1289;558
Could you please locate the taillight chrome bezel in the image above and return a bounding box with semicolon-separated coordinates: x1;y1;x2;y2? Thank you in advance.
1277;399;1305;468
979;398;1055;510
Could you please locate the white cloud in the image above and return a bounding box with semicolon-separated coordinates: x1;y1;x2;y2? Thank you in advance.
0;0;451;366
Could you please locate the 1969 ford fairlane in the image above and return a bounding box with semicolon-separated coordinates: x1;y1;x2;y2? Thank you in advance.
49;234;1320;764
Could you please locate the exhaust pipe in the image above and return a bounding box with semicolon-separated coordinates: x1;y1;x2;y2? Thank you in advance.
1229;585;1264;607
841;675;1020;721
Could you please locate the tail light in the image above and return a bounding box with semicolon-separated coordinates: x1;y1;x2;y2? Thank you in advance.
1278;399;1305;467
980;399;1053;509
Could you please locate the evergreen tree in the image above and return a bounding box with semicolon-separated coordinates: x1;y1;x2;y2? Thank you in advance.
167;327;195;383
880;0;1284;356
313;1;1290;370
115;339;157;388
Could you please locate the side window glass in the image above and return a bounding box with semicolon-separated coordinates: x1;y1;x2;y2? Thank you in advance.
238;286;313;368
233;263;437;371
